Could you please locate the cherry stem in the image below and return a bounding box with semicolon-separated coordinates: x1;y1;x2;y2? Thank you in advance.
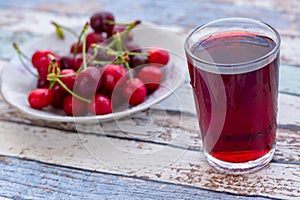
46;56;90;103
92;60;112;65
82;22;89;70
13;43;31;61
51;21;78;39
107;20;141;27
73;22;89;57
124;62;133;82
56;78;91;103
12;43;38;77
114;32;123;51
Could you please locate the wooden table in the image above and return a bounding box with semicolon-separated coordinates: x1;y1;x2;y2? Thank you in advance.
0;0;300;199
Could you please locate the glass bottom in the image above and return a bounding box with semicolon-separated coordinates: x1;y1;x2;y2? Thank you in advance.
204;147;275;174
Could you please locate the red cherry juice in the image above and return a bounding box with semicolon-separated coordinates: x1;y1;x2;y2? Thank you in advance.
188;32;279;163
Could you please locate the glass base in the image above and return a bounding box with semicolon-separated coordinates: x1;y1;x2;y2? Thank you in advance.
204;147;275;174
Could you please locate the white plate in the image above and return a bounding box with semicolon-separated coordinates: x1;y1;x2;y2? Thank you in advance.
0;24;187;122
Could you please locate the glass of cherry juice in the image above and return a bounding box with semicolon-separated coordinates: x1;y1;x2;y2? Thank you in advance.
184;18;280;173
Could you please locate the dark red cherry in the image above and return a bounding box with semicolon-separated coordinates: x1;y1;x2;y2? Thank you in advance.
74;66;102;97
60;56;75;70
129;55;147;68
90;11;115;37
51;83;68;109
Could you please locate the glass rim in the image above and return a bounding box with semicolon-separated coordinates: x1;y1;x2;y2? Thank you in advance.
184;17;281;70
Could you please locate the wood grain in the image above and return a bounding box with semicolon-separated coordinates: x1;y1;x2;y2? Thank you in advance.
0;111;299;199
0;155;271;200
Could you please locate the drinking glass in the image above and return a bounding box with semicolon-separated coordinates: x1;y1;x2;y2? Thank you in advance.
184;18;280;173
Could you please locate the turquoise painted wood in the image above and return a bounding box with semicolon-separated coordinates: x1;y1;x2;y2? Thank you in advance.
279;64;300;96
0;155;269;200
1;0;297;32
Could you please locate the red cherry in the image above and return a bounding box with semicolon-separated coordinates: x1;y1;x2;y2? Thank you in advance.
60;69;76;91
28;88;53;109
88;94;112;115
72;53;92;71
102;64;126;92
70;42;83;54
31;50;56;68
138;65;163;92
123;78;147;106
36;57;52;80
147;48;169;65
51;83;68;109
86;32;105;50
63;95;88;116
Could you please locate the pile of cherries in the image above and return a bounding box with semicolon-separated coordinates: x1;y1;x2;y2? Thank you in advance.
20;11;170;116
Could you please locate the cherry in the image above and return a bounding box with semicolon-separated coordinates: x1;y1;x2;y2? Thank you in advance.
60;56;75;70
138;65;163;92
147;48;169;65
90;11;115;37
96;48;115;62
125;41;142;53
86;32;105;50
129;55;147;68
36;57;52;80
60;69;76;91
88;94;112;115
63;94;88;116
70;42;83;54
123;78;147;106
51;83;68;109
31;50;56;68
37;78;50;88
74;66;102;97
102;64;126;92
28;88;53;109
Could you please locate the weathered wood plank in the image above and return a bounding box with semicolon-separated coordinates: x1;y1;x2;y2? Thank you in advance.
0;76;299;162
0;1;299;199
0;155;271;200
0;116;299;199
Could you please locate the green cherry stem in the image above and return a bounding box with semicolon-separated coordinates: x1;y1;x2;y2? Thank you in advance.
13;43;31;61
47;72;91;104
124;62;133;82
82;23;89;70
51;21;78;39
73;22;89;57
92;60;112;65
12;43;38;77
56;79;91;103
